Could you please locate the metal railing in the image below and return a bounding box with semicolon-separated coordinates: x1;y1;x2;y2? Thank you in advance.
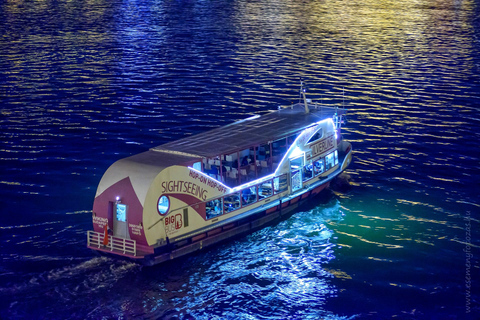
87;231;136;256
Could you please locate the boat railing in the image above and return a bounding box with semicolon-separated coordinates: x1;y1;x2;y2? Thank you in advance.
281;101;346;115
87;230;137;256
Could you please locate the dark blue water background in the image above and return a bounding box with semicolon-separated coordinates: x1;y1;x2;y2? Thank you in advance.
1;0;479;319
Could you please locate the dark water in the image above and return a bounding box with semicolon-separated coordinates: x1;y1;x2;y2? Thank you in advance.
1;0;479;318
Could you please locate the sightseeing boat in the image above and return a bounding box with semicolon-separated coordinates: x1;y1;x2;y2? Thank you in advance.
87;86;353;266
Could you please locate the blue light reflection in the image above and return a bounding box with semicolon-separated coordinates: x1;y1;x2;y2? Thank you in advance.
170;200;348;319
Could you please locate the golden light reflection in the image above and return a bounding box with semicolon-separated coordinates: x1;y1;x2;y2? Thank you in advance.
399;214;464;230
336;230;403;249
358;214;399;222
367;257;393;262
324;268;352;280
451;238;480;249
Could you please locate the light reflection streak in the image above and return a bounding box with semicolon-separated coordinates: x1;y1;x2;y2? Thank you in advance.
358;214;400;221
400;214;448;226
335;230;404;249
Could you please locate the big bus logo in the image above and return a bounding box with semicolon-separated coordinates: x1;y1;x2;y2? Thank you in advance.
165;213;182;234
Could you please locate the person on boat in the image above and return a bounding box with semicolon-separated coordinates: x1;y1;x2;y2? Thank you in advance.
214;200;222;215
242;188;252;205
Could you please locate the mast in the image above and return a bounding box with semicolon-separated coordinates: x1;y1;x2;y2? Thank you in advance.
300;81;310;114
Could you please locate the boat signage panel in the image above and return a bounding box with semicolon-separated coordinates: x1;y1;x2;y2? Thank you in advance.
307;134;335;161
165;214;183;234
143;166;231;245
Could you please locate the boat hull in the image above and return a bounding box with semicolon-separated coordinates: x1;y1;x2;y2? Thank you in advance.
88;179;332;266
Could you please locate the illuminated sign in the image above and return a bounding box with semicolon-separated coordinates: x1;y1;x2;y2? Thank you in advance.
116;203;127;222
306;134;335;161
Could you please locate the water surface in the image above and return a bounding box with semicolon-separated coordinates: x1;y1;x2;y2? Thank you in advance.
1;0;479;318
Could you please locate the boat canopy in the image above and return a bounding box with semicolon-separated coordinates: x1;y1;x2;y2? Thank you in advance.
152;104;342;158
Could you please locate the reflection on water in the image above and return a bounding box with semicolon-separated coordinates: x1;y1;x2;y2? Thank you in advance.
1;0;479;318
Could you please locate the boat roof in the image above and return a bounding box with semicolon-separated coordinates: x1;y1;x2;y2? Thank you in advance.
151;103;343;159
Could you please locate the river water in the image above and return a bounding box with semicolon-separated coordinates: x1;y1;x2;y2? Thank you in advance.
1;0;479;319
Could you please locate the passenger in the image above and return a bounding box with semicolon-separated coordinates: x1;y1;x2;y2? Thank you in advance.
242;188;252;205
214;200;222;214
241;156;249;166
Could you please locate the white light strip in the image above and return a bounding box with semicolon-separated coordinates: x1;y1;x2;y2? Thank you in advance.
273;129;307;176
233;114;261;125
189;165;274;194
273;117;334;176
231;173;275;192
187;166;233;192
187;117;336;195
152;148;201;158
327;118;338;140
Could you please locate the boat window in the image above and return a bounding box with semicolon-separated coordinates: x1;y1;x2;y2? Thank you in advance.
334;150;338;165
241;186;257;206
157;196;169;215
291;170;302;192
314;159;324;176
272;138;287;170
307;128;324;144
303;163;314;181
206;198;223;219
223;152;238;187
193;162;202;172
238;149;253;184
204;157;221;181
257;144;271;175
325;152;335;171
274;175;288;194
286;133;299;149
258;181;273;200
290;156;303;171
224;193;241;213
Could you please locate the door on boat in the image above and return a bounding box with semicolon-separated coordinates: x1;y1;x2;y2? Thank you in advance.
113;202;129;239
290;156;303;192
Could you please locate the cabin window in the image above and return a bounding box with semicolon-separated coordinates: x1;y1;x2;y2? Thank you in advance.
303;163;314;181
290;156;303;171
286;133;299;149
291;170;302;192
238;148;253;184
116;203;127;222
257;144;271;175
157;196;170;215
334;150;338;165
272;138;287;170
223;152;238;187
241;186;257;206
205;157;222;181
193;162;202;172
258;181;273;200
274;175;288;194
224;193;241;213
206;198;223;219
314;159;324;176
307;128;324;144
325;152;336;171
